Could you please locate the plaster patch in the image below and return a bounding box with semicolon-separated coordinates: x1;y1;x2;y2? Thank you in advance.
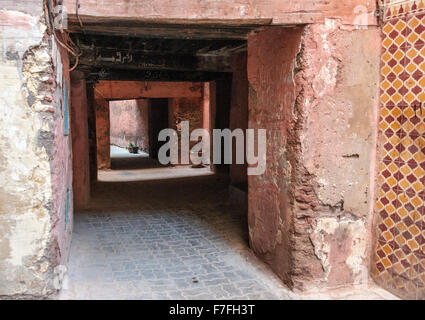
0;63;52;267
310;217;368;284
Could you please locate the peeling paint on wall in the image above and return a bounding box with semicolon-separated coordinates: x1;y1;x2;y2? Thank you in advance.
247;21;380;291
310;217;368;287
0;4;72;297
290;21;380;290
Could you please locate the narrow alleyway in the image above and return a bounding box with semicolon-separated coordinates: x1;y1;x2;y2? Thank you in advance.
57;149;295;300
57;149;399;300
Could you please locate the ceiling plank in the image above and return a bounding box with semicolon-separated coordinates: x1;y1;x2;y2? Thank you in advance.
83;68;232;82
68;23;254;40
76;53;232;72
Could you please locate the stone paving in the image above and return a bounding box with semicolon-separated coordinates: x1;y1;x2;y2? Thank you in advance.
58;159;297;300
57;150;398;300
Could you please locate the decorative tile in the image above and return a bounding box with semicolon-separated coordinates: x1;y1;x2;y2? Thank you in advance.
383;1;425;22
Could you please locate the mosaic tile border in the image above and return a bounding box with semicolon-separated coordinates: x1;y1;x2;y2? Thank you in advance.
383;0;425;22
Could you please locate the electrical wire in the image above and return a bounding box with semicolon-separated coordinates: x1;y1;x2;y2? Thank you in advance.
44;0;81;71
76;0;84;30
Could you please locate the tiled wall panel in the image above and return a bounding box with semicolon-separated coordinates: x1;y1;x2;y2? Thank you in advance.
375;0;425;299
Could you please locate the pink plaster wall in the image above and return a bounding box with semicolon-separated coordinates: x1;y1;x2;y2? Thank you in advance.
293;23;381;290
50;42;73;276
63;0;378;26
247;23;381;291
247;26;304;287
0;2;74;296
110;99;150;152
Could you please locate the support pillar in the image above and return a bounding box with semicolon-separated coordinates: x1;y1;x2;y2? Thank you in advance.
70;71;90;208
86;82;98;185
95;92;111;169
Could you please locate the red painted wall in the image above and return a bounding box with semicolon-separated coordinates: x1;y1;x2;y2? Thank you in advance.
247;27;304;287
110;99;150;152
70;71;90;208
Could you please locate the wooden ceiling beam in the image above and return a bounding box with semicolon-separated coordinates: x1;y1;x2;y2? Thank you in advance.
76;53;232;72
68;22;255;40
81;67;232;82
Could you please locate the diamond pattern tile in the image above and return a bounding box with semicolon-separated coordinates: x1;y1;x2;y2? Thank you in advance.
375;2;425;300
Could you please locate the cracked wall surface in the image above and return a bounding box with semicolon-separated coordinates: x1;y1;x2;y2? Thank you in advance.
0;0;385;297
247;21;380;291
248;26;304;287
293;21;381;290
62;0;378;26
0;2;72;297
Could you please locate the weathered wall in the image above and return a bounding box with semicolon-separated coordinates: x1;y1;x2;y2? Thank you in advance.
0;0;387;298
169;97;203;151
95;93;111;169
63;0;378;26
295;21;380;290
247;26;303;287
169;98;203;136
50;41;73;295
70;71;90;208
247;22;381;291
110;99;150;152
0;2;73;296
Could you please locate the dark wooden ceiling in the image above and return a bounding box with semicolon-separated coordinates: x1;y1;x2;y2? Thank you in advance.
69;20;257;82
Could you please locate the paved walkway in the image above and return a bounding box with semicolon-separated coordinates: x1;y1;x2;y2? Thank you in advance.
57;149;398;300
58;152;296;300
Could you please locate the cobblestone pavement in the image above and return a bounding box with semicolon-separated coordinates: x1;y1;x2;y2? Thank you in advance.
57;151;398;300
58;163;297;300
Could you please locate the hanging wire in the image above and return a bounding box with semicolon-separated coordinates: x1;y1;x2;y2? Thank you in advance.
44;0;82;71
76;0;84;30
